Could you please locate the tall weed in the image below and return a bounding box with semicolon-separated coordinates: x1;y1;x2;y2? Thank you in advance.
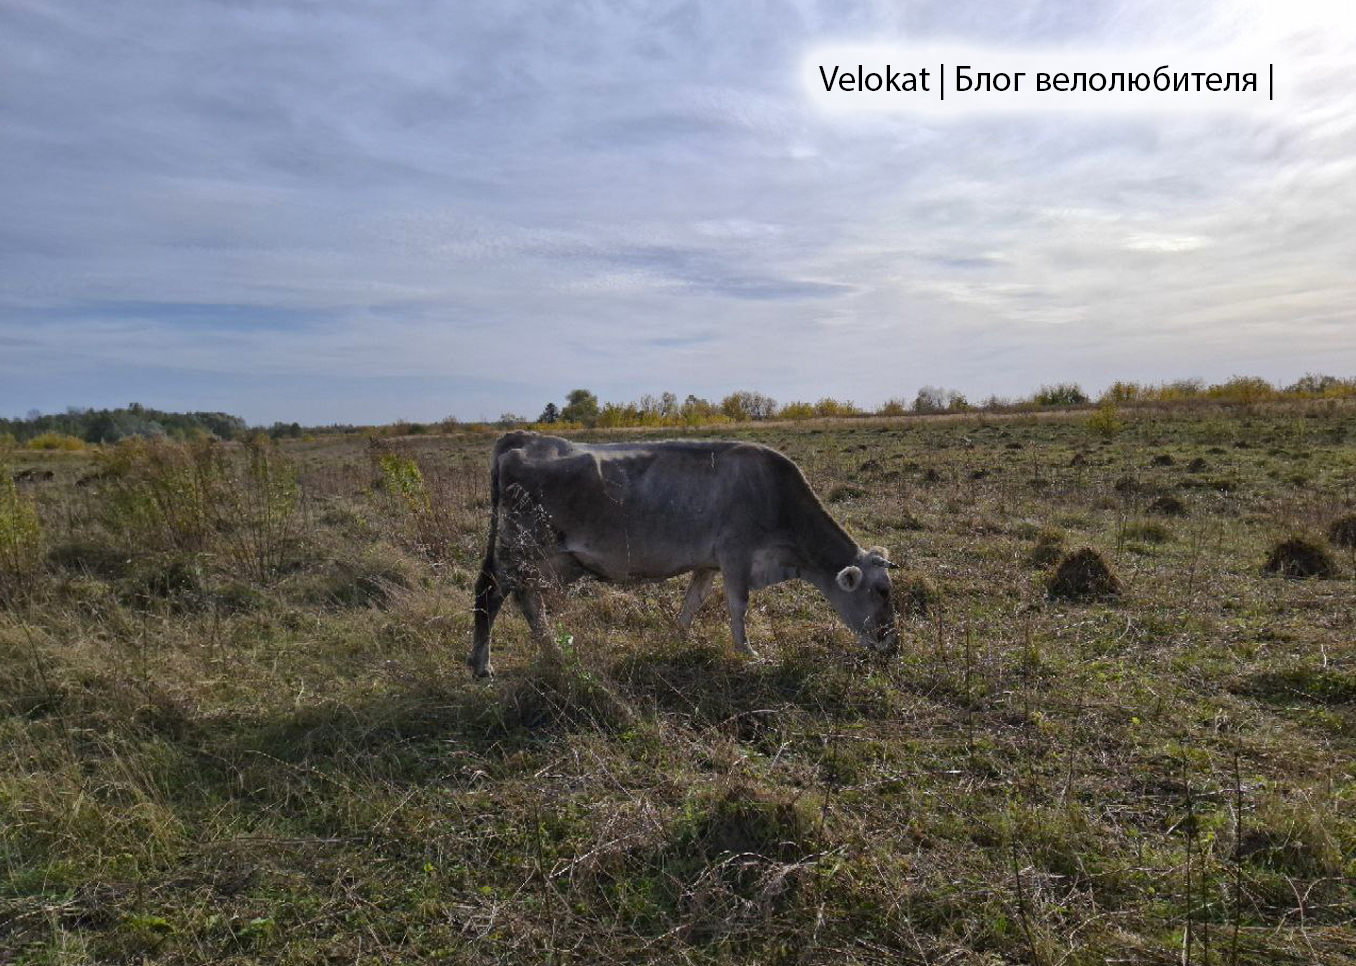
0;468;43;603
216;437;301;583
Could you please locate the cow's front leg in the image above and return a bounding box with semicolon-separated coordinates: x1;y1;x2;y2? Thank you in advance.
722;571;756;657
677;569;717;636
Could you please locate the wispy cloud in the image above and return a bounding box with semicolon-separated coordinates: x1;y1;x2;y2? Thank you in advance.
1;0;1353;422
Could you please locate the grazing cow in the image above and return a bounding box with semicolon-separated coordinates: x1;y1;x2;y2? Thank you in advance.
468;431;898;677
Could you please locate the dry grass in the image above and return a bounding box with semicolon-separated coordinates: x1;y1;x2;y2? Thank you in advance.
2;402;1354;964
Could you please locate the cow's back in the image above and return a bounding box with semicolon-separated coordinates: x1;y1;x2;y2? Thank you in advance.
493;435;786;580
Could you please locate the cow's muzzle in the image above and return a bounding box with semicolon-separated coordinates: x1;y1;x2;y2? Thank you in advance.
861;627;899;655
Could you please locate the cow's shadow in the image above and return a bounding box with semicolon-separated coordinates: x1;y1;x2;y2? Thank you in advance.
605;635;904;734
130;634;900;815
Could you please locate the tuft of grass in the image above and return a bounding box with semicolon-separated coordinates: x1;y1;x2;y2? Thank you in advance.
301;545;417;608
1123;520;1172;544
826;483;867;504
671;782;820;863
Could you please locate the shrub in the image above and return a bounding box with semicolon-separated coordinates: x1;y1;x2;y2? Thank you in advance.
1086;401;1124;440
1047;547;1121;600
26;432;85;451
0;469;43;603
1263;536;1336;579
375;451;463;563
99;438;225;553
377;453;427;512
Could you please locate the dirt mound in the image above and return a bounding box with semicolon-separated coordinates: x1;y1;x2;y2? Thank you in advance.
1027;529;1065;567
1263;537;1336;579
1148;494;1188;517
894;571;939;616
1328;513;1356;549
1047;547;1121;601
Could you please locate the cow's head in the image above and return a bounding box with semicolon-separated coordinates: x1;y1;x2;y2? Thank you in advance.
828;546;899;653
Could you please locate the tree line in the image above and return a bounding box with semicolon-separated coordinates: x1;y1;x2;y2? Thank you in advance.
5;374;1355;449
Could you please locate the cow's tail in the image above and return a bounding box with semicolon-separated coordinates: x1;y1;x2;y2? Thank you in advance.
482;444;503;571
476;431;534;595
471;435;527;671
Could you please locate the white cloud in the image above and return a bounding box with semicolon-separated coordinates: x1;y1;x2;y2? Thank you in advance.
0;0;1353;423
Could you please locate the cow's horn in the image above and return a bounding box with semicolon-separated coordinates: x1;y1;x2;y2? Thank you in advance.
867;546;898;568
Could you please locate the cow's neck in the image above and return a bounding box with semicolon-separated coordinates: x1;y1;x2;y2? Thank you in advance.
789;495;860;580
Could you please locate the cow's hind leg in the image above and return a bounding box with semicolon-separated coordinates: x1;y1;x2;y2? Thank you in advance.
514;585;560;665
468;561;507;678
677;569;717;636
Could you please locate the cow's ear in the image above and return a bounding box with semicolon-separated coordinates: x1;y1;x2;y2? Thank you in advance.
836;565;863;591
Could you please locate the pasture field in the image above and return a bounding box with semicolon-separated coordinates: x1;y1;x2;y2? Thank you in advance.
3;402;1355;964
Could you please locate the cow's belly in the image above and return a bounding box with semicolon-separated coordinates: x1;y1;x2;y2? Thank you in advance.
564;534;716;582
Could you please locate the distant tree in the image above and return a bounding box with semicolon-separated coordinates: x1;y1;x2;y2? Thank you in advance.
497;413;527;428
1032;383;1089;407
1286;373;1339;396
779;401;816;419
680;395;716;423
1101;381;1142;404
538;402;560;424
659;391;678;418
912;386;947;414
720;390;777;420
913;386;969;414
1206;376;1275;404
561;389;599;425
813;398;861;417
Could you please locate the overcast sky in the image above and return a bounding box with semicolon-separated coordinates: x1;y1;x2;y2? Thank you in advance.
2;0;1353;424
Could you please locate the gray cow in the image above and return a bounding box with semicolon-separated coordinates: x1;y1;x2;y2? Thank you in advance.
468;431;898;677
